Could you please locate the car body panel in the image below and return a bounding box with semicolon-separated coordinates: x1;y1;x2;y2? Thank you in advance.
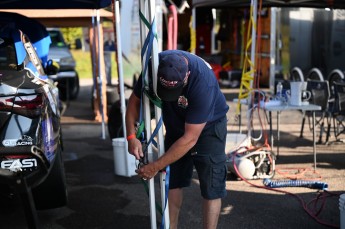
0;23;63;191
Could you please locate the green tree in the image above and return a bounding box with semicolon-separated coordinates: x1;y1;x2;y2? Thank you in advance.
60;27;83;49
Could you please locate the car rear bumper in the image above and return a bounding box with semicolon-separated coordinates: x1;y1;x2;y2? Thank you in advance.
0;145;51;189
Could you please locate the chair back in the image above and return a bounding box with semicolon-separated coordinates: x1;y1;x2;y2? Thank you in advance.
306;80;330;111
333;81;345;114
290;67;304;81
306;68;324;81
327;69;345;99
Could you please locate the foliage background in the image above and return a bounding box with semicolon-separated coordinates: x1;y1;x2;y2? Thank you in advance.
59;26;137;83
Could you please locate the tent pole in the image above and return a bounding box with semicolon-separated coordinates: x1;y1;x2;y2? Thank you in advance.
211;8;217;54
247;0;258;137
269;7;277;93
91;12;97;104
96;9;106;139
139;0;157;228
113;0;131;176
148;1;170;228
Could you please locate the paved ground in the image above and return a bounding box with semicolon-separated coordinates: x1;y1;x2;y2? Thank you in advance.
0;79;344;229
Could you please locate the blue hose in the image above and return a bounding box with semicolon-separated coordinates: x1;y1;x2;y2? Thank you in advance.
263;178;328;190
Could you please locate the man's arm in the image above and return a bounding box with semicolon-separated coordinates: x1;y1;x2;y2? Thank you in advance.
136;122;206;179
125;92;143;160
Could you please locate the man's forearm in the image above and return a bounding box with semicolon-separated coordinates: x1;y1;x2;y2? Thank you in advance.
125;94;140;136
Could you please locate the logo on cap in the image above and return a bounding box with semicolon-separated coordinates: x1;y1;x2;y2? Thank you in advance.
159;76;180;88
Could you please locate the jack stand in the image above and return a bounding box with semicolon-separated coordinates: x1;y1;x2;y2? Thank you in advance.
18;176;40;229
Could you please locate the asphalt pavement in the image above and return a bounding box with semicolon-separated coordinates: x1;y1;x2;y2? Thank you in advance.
0;78;344;229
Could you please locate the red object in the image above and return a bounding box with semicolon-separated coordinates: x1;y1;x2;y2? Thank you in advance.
210;63;222;80
167;4;177;50
126;134;136;141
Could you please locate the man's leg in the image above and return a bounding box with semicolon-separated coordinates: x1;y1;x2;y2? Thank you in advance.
168;188;183;229
194;117;227;229
202;198;221;229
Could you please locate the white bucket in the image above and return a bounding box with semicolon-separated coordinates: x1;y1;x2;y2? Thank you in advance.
340;193;345;229
112;138;137;177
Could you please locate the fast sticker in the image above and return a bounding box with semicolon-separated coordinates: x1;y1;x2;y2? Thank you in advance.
1;158;38;172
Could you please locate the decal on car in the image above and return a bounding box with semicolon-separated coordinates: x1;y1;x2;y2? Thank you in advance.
2;135;33;147
1;158;38;172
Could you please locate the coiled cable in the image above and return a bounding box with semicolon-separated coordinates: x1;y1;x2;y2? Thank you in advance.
263;178;328;190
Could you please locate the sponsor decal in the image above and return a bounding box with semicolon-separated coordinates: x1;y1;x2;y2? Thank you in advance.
160;77;179;88
1;158;38;172
2;135;33;147
177;95;188;109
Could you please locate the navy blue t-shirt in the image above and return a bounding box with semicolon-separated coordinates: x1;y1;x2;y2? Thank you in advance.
133;50;229;141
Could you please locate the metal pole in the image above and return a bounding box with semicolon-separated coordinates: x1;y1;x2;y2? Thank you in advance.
247;0;258;137
269;7;277;93
139;1;157;228
211;8;217;54
91;11;98;116
96;9;106;139
148;1;170;227
114;0;131;176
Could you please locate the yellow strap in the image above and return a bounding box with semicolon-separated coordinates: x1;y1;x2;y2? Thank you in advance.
189;15;196;53
236;5;256;116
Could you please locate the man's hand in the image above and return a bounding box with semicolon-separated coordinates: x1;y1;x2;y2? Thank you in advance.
127;138;144;160
136;162;158;180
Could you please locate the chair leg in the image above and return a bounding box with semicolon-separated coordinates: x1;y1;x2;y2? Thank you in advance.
337;117;345;140
318;120;324;144
325;116;332;143
333;116;338;140
300;112;306;138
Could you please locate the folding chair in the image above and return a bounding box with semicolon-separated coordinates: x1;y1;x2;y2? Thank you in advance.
327;69;345;99
324;69;345;143
300;80;331;144
290;67;304;81
329;81;345;143
306;68;325;81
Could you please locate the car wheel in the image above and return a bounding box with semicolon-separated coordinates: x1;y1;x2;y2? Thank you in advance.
58;74;80;101
68;73;80;100
32;144;68;210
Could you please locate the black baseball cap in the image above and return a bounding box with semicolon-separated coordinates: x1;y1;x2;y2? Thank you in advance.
157;53;188;102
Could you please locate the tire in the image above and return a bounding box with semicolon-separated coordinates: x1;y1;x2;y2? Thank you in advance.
108;99;128;139
68;73;80;100
58;73;80;101
32;145;68;210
